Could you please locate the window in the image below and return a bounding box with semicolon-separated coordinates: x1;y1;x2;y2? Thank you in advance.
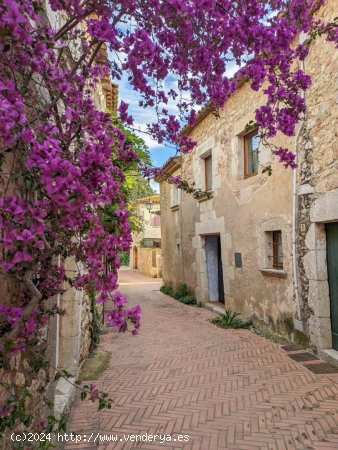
272;231;283;269
153;239;161;248
171;185;180;207
176;243;180;255
204;154;213;191
150;212;161;227
244;130;259;177
141;238;161;248
267;230;283;270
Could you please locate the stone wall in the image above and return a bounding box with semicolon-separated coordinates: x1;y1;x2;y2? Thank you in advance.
0;304;58;449
0;19;58;445
177;81;296;335
137;248;162;278
295;0;338;351
0;5;113;446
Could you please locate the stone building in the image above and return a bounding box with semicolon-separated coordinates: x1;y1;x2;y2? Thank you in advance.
130;195;162;278
156;2;338;358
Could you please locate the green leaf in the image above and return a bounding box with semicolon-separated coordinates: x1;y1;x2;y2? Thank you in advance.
98;403;105;411
262;164;272;176
54;372;61;381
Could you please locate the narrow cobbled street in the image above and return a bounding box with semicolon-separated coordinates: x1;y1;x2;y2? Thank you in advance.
66;270;338;450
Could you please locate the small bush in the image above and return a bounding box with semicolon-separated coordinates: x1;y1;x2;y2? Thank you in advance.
176;283;189;298
160;285;198;306
179;295;197;305
210;309;252;329
160;285;175;297
119;251;129;266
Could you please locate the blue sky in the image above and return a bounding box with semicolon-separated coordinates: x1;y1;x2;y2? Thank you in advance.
108;31;179;172
116;72;181;192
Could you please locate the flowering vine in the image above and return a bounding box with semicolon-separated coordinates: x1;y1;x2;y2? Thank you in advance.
0;0;337;442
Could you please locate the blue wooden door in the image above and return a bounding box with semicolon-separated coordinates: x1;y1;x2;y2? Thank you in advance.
326;223;338;350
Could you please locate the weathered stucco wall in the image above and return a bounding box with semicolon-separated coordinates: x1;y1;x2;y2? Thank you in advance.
181;82;295;334
160;168;183;289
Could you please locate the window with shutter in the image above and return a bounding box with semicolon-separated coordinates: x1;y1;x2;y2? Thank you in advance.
244;130;259;177
205;155;213;191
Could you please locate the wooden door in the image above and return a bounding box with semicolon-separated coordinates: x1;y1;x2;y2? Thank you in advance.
217;236;225;304
205;235;224;303
326;223;338;350
133;246;138;270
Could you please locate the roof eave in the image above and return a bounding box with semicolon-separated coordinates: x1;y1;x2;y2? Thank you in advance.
154;156;182;182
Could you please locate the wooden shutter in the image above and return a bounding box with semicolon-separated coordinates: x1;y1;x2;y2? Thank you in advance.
205;155;213;191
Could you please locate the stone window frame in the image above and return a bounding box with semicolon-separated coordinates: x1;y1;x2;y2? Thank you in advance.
193;217;232;304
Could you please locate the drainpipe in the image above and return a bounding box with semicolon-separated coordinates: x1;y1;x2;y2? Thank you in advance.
292;134;302;329
180;166;186;286
292;32;308;331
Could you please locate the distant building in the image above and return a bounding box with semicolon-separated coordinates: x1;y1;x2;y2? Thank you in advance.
130;195;162;278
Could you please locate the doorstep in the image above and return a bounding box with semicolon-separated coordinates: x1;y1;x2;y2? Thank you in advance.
205;302;225;316
318;348;338;368
281;346;338;375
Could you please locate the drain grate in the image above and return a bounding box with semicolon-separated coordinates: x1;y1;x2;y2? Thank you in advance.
304;363;338;374
288;352;319;362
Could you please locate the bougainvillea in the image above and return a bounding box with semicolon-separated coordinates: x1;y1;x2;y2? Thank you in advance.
0;0;337;437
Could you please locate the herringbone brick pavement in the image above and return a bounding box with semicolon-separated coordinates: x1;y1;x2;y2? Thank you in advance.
65;270;338;450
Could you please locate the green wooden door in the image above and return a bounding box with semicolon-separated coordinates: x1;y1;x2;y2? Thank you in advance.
326;223;338;350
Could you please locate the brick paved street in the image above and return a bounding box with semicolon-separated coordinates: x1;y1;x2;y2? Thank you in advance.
66;270;338;450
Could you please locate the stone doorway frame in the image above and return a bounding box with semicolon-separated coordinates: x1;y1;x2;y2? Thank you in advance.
204;234;224;302
306;189;338;357
193;216;233;304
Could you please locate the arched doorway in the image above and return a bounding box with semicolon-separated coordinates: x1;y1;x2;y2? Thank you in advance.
133;246;138;270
